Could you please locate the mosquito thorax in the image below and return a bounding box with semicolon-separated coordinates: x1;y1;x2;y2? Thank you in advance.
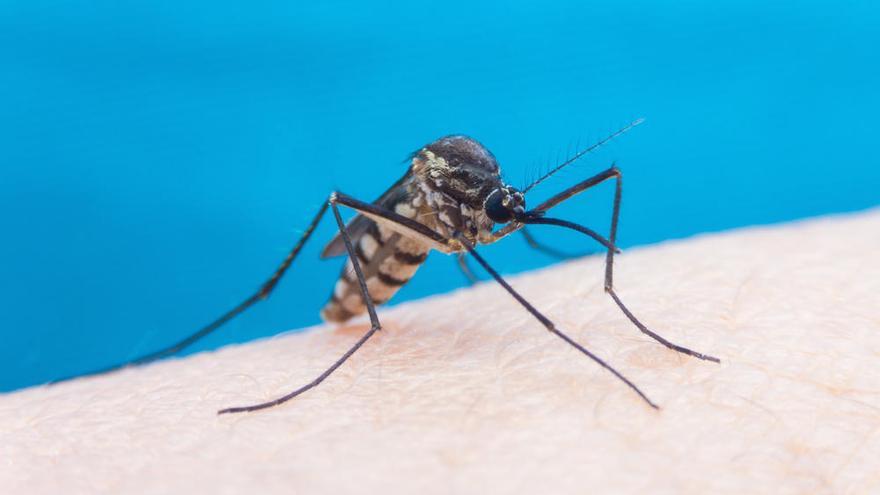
410;135;506;245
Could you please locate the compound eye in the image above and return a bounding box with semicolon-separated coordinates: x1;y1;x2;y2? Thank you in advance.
485;189;514;224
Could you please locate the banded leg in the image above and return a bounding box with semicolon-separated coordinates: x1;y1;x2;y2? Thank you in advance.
458;235;658;409
52;201;332;384
530;166;720;363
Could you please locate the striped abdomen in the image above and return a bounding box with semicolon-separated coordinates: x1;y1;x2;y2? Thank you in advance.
320;218;429;323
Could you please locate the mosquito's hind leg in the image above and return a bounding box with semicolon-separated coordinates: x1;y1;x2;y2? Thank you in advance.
51;200;333;385
219;192;454;414
219;197;384;414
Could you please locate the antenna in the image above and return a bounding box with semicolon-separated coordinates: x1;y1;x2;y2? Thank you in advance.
523;118;644;193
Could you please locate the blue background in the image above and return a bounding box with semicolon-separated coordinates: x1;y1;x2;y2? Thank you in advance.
1;1;877;392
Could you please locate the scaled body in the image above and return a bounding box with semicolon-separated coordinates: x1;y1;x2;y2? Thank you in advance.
320;135;506;322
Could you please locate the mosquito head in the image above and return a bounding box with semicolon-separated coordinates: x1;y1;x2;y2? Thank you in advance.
412;135;529;242
483;185;526;224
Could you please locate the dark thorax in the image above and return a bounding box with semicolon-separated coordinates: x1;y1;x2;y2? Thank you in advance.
321;135;519;322
408;136;506;249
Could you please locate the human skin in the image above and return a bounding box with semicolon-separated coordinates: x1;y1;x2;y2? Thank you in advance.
1;210;878;494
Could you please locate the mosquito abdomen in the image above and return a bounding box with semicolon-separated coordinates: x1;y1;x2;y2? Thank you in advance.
321;219;429;323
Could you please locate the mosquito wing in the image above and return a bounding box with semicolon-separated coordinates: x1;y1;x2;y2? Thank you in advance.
320;170;413;258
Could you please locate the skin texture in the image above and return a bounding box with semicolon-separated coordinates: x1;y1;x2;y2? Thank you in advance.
1;209;879;494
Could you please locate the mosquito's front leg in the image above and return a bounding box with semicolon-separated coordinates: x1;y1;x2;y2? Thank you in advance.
528;166;720;363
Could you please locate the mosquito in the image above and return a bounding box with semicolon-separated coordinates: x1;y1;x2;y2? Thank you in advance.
63;119;719;414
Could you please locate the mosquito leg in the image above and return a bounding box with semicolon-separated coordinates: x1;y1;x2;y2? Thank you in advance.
332;192;451;251
456;253;480;285
51;201;333;384
219;196;383;414
520;226;593;260
458;235;659;410
530;166;719;363
601;168;720;363
523;217;619;253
